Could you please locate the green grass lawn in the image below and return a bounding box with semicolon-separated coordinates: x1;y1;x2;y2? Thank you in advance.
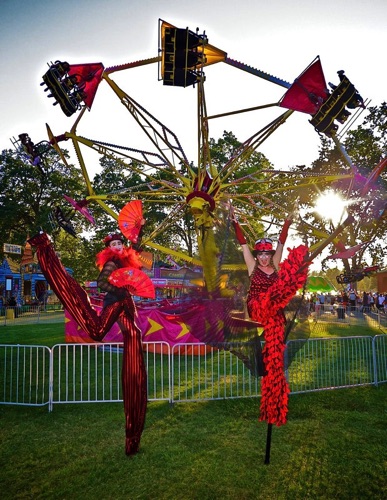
0;323;66;347
1;323;386;499
0;316;383;348
0;385;386;499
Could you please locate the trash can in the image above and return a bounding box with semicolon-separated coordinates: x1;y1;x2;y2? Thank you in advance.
6;308;15;320
337;307;345;320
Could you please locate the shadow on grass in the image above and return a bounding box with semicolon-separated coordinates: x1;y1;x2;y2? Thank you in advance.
1;385;386;499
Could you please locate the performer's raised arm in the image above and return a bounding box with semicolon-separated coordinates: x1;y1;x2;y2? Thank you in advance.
231;210;256;275
272;218;292;269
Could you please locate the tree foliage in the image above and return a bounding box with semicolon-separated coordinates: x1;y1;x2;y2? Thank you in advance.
296;103;387;275
1;105;386;286
0;148;85;245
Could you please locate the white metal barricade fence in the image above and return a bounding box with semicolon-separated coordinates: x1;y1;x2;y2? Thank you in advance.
0;344;51;406
1;305;65;326
286;336;375;394
171;343;261;402
0;336;386;410
373;335;387;385
51;342;171;410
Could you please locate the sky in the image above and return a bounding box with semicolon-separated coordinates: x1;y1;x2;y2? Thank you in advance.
0;0;386;271
1;0;385;172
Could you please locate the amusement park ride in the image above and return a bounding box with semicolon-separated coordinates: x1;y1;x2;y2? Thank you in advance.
12;19;385;291
12;18;386;465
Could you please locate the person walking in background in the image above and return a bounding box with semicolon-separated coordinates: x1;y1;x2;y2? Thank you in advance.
361;291;369;313
7;296;18;318
368;293;375;311
376;293;385;312
349;290;357;312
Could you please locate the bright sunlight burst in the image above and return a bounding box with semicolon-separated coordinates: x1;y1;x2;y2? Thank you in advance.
314;189;347;225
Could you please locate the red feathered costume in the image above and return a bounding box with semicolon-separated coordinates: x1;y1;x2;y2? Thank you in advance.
247;245;309;426
28;232;147;455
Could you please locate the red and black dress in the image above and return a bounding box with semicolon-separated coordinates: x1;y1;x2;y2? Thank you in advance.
28;232;147;456
247;245;309;426
247;267;280;317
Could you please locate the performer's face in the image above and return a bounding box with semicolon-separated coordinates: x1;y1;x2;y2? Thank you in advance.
109;240;123;253
256;252;271;266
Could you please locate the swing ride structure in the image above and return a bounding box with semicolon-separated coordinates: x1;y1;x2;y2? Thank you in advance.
14;18;386;294
13;18;386;463
12;18;386;294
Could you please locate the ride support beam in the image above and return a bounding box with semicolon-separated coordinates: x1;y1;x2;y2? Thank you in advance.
225;57;291;89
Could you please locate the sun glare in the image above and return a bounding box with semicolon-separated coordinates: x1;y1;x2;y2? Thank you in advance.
314;190;347;224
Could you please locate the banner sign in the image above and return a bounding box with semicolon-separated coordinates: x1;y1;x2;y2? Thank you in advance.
65;300;232;347
3;243;22;255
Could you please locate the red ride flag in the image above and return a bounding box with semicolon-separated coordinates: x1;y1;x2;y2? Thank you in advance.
68;63;104;109
279;57;329;115
326;242;369;260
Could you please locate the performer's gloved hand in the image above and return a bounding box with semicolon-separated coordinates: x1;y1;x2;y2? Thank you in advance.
230;204;247;245
278;219;292;245
233;219;247;245
116;287;130;300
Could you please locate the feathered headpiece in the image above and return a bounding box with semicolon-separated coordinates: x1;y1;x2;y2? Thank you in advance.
96;246;142;270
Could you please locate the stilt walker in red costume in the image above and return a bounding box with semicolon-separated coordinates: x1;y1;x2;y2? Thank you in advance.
231;209;354;463
232;214;310;461
28;231;147;456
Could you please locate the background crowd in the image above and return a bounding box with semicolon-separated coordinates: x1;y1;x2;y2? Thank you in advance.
308;290;386;315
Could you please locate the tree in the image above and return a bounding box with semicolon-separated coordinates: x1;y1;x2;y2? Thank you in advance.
48;231;96;283
0;147;86;255
297;103;387;280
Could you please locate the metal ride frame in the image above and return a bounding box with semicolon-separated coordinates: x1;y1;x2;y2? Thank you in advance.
40;19;372;292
